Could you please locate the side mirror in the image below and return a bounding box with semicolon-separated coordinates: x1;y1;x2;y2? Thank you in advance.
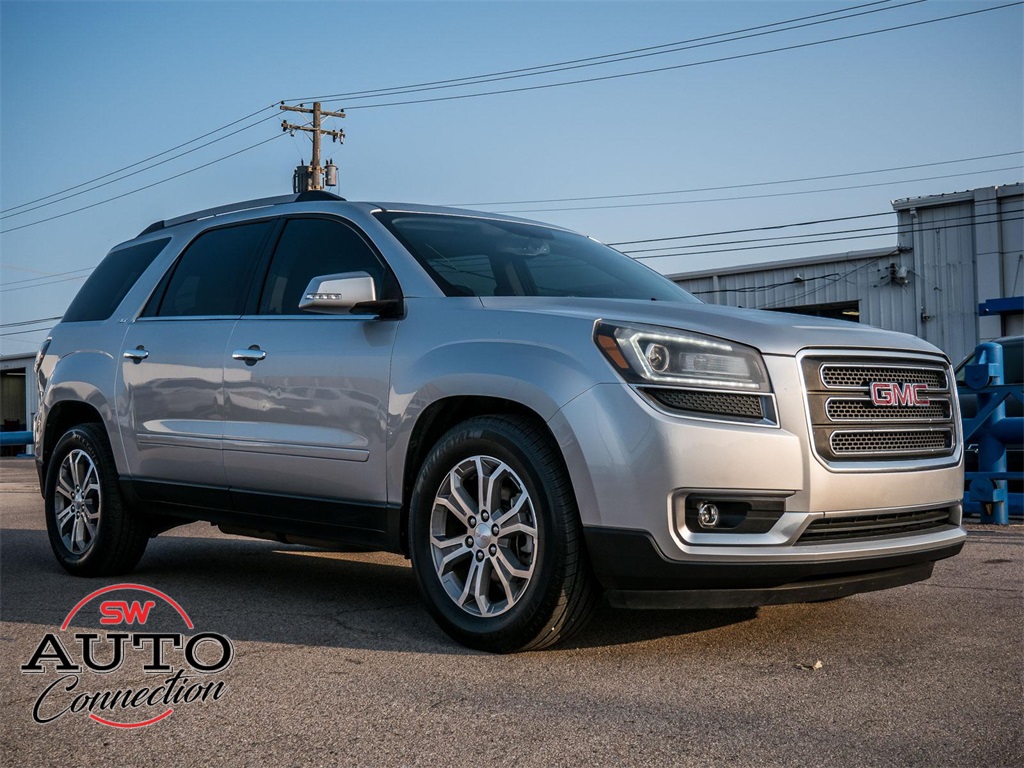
298;272;377;314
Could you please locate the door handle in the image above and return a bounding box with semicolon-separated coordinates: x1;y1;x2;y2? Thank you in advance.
123;346;149;363
231;346;266;366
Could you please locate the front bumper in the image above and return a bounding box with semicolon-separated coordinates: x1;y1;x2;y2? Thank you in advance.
585;526;964;608
548;352;966;592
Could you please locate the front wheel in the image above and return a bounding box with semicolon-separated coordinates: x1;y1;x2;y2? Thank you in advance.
409;416;596;652
44;423;148;576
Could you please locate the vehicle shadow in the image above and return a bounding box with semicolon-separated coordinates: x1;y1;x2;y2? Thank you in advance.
1;527;755;654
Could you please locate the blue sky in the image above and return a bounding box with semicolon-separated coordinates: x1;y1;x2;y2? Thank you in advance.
1;0;1021;355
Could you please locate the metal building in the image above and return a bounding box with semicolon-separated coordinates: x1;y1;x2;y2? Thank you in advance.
669;184;1023;364
0;353;38;456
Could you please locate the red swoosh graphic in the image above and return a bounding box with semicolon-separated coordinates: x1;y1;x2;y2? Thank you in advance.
89;709;174;728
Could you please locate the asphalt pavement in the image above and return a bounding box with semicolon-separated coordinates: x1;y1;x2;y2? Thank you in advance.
1;457;1021;767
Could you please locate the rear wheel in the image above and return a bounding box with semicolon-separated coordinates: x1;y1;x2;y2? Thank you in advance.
409;415;596;652
44;423;148;576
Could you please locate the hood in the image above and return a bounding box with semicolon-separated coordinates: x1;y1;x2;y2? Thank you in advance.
477;296;945;358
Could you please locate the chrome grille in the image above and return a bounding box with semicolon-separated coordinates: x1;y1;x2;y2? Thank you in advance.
802;354;957;462
830;429;953;455
825;398;951;421
820;365;947;389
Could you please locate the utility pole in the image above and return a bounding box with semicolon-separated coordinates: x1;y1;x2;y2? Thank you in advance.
280;101;346;192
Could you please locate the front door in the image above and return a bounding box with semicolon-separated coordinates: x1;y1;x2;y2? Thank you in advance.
221;216;399;537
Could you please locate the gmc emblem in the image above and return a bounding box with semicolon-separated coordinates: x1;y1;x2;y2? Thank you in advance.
870;382;930;407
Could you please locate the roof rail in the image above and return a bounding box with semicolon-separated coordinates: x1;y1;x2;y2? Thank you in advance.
137;190;345;236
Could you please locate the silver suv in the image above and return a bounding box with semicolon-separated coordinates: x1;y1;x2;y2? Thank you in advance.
34;192;966;652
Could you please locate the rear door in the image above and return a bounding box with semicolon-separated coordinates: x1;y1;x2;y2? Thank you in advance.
222;216;399;538
118;220;275;499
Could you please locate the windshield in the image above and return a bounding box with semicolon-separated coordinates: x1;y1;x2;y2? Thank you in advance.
375;212;698;302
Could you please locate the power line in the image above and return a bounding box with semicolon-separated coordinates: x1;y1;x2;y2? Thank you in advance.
500;165;1022;214
0;316;63;328
757;254;896;309
0;274;91;293
300;0;918;104
0;337;47;347
0;133;287;236
295;1;894;102
626;224;905;253
641;232;900;259
0;113;282;221
0;326;60;338
1;103;280;215
0;267;94;287
0;0;874;226
607;211;896;245
456;151;1021;207
1;2;902;226
7;4;1016;235
689;274;842;295
633;214;1024;259
329;3;1022;111
0;264;57;276
620;209;1011;253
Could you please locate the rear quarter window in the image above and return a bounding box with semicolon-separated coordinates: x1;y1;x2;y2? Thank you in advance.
62;238;171;323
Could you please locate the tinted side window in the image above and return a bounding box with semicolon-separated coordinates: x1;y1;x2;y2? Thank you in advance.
156;222;273;317
257;218;388;315
63;238;170;322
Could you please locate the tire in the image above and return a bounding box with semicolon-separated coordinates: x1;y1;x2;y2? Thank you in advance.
409;415;597;652
44;423;148;576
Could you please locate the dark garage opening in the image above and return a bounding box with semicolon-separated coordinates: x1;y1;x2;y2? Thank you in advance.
764;300;860;322
1;367;28;457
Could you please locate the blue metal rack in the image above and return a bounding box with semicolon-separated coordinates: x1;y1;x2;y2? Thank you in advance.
959;342;1023;524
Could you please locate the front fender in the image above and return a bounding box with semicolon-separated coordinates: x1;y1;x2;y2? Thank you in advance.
386;299;611;504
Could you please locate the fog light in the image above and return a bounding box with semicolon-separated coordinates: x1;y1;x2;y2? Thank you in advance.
697;501;720;529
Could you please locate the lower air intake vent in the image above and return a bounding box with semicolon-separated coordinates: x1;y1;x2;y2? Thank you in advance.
797;507;956;544
643;388;765;420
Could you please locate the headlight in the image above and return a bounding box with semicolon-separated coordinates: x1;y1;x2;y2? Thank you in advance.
594;321;770;393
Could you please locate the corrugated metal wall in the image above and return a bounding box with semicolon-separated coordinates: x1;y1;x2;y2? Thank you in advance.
898;200;977;361
674;247;922;339
999;192;1024;338
894;185;1023;361
672;185;1023;364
